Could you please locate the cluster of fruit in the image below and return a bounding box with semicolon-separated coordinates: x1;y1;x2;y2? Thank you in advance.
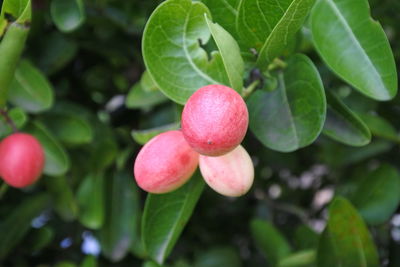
134;85;255;197
0;132;45;188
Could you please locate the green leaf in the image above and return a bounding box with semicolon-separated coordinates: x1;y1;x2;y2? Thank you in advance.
132;122;181;145
0;0;31;24
248;54;326;152
310;0;397;101
236;0;315;67
0;193;49;260
350;164;400;225
142;172;205;264
100;171;140;262
25;226;54;253
194;246;242;267
357;113;400;142
50;0;85;32
142;0;243;104
77;173;106;230
322;91;371;146
294;225;319;250
80;255;97;267
45;176;78;222
317;197;379;267
278;250;316;267
126;83;168;109
0;107;27;138
140;71;158;92
9;60;54;114
250;219;291;265
25;121;70;176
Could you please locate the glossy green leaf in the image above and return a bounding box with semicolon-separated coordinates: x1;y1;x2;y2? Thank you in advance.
323;91;371;146
9;60;54;113
278;250;316;267
126;83;167;109
0;193;49;259
142;172;205;264
142;0;243;104
132;122;181;145
77;173;106;230
357;113;400;142
45;176;78;222
25;121;70;176
310;0;397;100
248;54;326;152
194;246;242;267
100;171;140;262
50;0;85;32
0;107;27;138
250;219;291;265
317;197;379;267
350;164;400;225
236;0;315;67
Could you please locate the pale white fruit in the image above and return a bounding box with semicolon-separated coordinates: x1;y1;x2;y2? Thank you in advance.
199;145;254;197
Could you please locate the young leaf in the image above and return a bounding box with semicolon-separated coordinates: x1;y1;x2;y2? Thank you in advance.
310;0;397;101
132;122;181;145
357;113;400;142
248;54;326;152
142;0;243;104
323;91;371;146
50;0;85;32
317;197;379;267
250;219;291;265
9;60;54;114
350;164;400;225
142;172;205;264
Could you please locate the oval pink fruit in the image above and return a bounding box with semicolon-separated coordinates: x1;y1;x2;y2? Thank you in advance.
0;133;45;188
199;145;254;197
134;130;199;194
181;84;248;156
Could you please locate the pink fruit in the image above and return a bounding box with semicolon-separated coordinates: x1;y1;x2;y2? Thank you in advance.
199;145;254;197
0;133;45;188
181;84;248;156
134;130;199;194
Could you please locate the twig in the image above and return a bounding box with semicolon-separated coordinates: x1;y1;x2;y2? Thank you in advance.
241;80;260;99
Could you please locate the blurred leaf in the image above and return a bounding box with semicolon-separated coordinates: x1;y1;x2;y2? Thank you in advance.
0;107;27;138
55;262;77;267
194;246;242;267
294;225;319;250
45;176;78;222
143;262;162;267
25;226;54;253
132;122;180;145
142;172;205;264
350;164;400;225
9;60;54;113
51;0;85;32
310;0;397;100
278;250;316;267
140;71;158;92
317;197;379;267
80;255;97;267
0;193;49;260
142;0;242;104
25;121;70;176
100;171;140;262
248;54;326;152
357;113;400;142
250;219;291;266
323;91;371;146
77;173;106;229
126;83;168;109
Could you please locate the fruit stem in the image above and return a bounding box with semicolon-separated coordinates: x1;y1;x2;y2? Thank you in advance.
0;108;18;132
242;80;260;99
268;58;287;71
0;182;8;200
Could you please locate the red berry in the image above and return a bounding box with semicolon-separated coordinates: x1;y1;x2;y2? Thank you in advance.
0;133;45;188
181;85;248;156
134;130;199;194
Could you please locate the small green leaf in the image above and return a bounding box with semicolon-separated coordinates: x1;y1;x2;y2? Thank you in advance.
9;60;54;114
357;113;400;142
250;219;291;265
77;173;106;230
0;107;27;138
317;197;379;267
142;172;205;264
278;250;316;267
350;164;400;225
310;0;397;100
132;122;181;145
0;193;49;260
323;91;371;146
25;121;70;176
50;0;85;32
248;54;326;152
126;83;168;109
100;171;140;262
